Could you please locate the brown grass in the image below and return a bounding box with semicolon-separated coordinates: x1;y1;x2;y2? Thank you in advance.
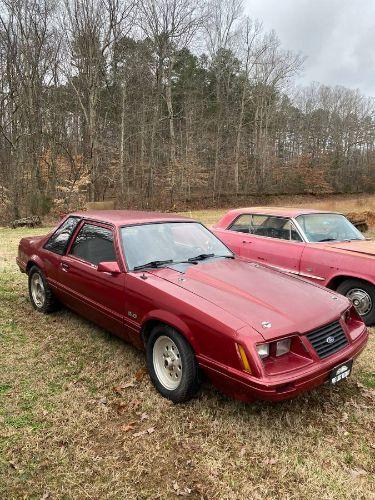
0;217;374;499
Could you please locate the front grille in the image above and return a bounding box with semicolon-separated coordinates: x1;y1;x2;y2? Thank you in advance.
306;321;348;359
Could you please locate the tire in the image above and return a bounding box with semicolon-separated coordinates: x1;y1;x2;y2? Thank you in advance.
28;266;59;314
336;279;375;326
146;325;200;403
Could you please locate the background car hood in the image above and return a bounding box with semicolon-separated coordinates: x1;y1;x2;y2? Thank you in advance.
326;239;375;256
151;259;348;340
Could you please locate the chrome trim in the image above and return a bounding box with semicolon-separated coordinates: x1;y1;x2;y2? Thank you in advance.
291;217;309;242
267;263;325;281
299;271;325;281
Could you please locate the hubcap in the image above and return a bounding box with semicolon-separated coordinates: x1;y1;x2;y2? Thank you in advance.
346;288;372;317
153;336;182;390
31;273;46;308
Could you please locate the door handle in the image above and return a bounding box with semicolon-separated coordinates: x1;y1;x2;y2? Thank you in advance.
242;240;252;244
61;262;69;272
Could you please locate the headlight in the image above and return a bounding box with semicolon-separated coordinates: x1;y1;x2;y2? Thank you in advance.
256;343;269;359
276;338;291;356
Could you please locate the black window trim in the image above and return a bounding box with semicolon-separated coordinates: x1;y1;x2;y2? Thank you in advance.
67;220;119;268
43;216;82;255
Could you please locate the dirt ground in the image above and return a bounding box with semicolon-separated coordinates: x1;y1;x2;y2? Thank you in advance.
0;210;374;499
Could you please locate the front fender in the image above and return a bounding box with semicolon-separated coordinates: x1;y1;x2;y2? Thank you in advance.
141;309;198;352
26;254;46;274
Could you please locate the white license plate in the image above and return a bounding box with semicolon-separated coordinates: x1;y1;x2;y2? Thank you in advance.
330;359;353;385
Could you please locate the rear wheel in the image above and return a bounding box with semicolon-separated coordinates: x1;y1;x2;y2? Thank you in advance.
336;279;375;325
28;266;58;313
146;325;200;403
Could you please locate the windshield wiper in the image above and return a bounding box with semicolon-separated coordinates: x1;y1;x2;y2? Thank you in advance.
317;238;336;242
133;259;173;271
187;253;234;262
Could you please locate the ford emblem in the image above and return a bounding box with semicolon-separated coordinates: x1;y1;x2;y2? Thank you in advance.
326;336;335;344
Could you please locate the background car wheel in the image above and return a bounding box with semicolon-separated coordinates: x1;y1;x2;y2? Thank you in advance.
28;266;59;314
146;325;200;403
336;279;375;325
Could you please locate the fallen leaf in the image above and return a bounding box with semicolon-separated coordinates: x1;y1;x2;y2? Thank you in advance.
114;401;127;413
134;368;147;381
129;399;141;410
349;468;367;478
120;421;137;432
133;430;147;438
140;412;149;421
133;427;155;438
113;381;135;394
263;458;278;465
172;481;192;496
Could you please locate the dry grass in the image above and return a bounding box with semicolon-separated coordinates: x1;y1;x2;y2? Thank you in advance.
0;218;374;499
181;193;375;226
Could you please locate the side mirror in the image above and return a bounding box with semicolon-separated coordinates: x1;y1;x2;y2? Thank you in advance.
97;261;121;275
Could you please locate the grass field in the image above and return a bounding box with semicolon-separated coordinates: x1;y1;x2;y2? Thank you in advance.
0;214;374;499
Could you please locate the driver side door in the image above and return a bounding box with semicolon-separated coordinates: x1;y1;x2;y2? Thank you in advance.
57;221;128;339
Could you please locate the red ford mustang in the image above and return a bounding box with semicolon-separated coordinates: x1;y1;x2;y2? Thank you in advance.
213;207;375;325
17;211;368;403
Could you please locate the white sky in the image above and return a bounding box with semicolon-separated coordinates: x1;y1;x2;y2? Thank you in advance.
245;0;375;96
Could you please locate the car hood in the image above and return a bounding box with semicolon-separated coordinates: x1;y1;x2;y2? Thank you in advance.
150;259;348;340
325;239;375;257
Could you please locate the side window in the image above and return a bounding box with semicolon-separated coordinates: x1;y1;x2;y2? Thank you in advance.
44;217;80;255
229;214;251;233
69;224;117;265
251;216;302;241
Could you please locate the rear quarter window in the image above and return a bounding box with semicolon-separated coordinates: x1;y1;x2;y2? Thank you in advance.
44;217;81;255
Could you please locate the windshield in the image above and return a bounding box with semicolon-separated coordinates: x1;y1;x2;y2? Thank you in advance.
121;222;233;270
296;213;365;243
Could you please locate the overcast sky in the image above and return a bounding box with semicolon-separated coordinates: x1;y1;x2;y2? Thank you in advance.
245;0;375;97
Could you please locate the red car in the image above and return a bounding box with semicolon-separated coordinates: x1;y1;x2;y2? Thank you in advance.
213;207;375;325
17;211;368;403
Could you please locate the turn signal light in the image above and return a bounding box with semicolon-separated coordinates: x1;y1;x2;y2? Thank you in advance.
236;344;252;373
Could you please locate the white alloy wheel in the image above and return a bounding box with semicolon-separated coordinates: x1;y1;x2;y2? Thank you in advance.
31;272;46;308
152;335;182;390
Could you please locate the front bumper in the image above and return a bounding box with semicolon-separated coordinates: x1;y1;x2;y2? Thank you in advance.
16;257;27;273
198;326;369;402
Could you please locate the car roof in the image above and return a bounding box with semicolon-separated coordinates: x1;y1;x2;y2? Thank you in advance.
224;206;341;218
70;210;194;227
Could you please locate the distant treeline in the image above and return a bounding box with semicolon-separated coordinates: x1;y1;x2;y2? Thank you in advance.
0;0;374;219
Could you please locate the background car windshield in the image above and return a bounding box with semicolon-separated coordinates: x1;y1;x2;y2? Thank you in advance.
121;222;233;270
296;213;365;242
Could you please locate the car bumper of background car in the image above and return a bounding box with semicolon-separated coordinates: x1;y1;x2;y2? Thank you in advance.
198;327;369;402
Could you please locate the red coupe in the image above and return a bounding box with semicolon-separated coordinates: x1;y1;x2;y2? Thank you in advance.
17;211;368;403
213;207;375;325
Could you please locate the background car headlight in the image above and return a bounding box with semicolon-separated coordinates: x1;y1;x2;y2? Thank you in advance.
256;343;269;359
276;338;291;356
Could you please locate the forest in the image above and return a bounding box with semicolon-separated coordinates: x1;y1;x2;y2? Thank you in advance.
1;0;375;220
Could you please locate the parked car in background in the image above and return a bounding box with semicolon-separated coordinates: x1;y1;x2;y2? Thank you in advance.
17;210;367;404
213;207;375;325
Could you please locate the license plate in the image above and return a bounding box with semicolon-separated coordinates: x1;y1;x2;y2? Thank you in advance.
330;359;353;385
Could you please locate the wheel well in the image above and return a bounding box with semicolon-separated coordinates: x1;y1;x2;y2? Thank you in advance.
26;261;38;274
327;275;374;290
141;319;166;346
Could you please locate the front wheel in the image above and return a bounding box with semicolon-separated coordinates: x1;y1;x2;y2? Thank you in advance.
146;325;200;403
28;266;59;313
336;279;375;326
